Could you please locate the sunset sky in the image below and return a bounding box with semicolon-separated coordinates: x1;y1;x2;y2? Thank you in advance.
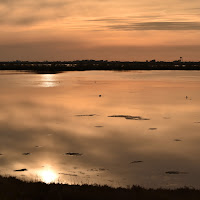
1;0;200;61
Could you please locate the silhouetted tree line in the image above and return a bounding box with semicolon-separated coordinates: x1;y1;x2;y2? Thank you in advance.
1;60;200;72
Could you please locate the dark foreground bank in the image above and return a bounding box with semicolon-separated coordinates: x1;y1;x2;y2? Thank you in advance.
0;176;200;200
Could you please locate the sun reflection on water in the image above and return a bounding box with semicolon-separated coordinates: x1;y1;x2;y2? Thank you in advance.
39;74;58;87
39;169;58;184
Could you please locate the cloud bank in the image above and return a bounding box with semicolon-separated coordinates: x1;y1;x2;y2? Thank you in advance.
0;0;200;60
107;22;200;31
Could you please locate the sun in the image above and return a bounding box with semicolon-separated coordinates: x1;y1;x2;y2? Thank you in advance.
40;170;58;184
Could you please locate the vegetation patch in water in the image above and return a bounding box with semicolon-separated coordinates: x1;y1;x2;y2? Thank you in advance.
149;128;157;130
108;115;150;120
65;152;83;156
14;169;28;172
165;171;188;175
130;161;143;164
76;114;96;117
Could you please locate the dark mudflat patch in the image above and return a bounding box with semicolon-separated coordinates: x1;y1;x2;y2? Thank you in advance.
95;126;104;128
149;128;157;130
194;122;200;123
22;153;31;155
59;173;78;177
88;168;108;172
14;169;27;172
73;167;78;170
174;139;182;142
165;171;188;175
0;153;3;156
163;117;171;119
99;168;107;171
130;161;143;164
65;152;83;156
108;115;150;120
76;114;96;117
88;169;99;172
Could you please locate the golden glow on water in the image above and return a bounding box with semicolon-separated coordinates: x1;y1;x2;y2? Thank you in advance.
39;169;58;184
1;71;200;188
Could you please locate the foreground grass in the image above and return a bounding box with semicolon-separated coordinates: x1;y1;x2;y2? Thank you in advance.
0;176;200;200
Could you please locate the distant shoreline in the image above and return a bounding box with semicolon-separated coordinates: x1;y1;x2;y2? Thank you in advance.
1;60;200;73
0;176;200;200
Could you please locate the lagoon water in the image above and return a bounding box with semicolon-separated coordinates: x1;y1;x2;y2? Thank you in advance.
0;70;200;188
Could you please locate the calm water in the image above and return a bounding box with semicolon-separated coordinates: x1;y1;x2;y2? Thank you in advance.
0;70;200;188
